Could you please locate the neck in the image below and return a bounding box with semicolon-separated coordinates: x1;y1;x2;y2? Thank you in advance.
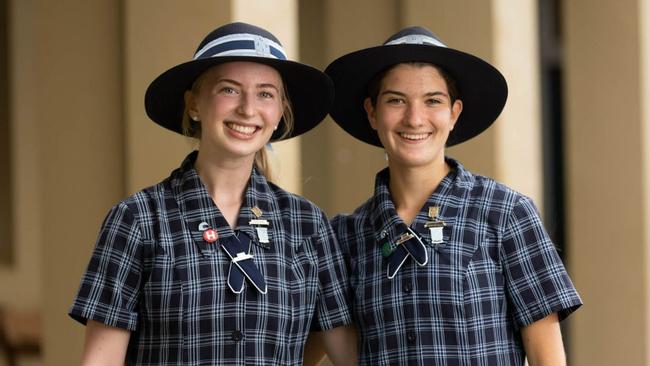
388;157;450;225
195;149;255;228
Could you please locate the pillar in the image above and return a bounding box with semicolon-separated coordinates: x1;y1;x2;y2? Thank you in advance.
403;0;543;204
564;0;650;364
300;0;395;215
37;0;124;364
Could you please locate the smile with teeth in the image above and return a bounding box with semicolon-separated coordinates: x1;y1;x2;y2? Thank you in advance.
226;122;258;135
399;132;431;141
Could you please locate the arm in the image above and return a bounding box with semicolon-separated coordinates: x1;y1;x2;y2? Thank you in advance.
307;214;356;365
499;197;581;365
320;325;358;366
81;320;131;366
303;332;327;366
521;313;565;366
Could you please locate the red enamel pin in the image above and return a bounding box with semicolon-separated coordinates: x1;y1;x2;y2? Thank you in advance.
203;229;218;243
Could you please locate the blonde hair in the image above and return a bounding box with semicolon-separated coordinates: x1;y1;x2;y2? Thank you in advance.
182;66;294;181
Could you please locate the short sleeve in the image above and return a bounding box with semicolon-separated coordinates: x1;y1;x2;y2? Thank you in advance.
330;215;352;262
69;202;144;331
310;211;353;331
501;197;582;328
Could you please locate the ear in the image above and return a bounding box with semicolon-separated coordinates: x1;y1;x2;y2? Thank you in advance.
364;97;378;130
184;90;198;117
449;99;463;131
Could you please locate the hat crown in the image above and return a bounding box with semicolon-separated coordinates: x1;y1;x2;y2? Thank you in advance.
383;26;447;48
193;22;287;61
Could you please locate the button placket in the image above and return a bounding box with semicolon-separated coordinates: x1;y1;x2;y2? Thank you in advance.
231;329;243;342
406;331;417;344
403;281;413;293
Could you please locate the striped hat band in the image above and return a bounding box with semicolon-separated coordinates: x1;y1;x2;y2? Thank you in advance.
194;33;287;60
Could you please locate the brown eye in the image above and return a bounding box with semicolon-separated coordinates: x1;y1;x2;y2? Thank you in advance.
386;97;405;104
221;87;238;94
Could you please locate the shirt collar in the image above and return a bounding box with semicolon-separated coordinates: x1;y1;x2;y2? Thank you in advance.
171;151;278;241
369;157;473;243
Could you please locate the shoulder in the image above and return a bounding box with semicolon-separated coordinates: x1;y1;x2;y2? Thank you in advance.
263;181;334;240
330;197;375;256
99;177;174;240
448;159;542;231
118;179;171;218
266;181;326;217
331;197;373;231
455;163;532;210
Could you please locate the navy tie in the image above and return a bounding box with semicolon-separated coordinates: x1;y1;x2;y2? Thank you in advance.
220;233;267;294
386;227;428;279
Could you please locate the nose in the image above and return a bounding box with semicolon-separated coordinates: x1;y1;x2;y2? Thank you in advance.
236;92;255;117
403;102;424;127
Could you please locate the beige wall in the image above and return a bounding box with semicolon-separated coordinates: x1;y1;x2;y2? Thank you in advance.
300;0;392;215
0;0;42;310
2;0;649;365
0;0;10;266
564;0;650;364
35;1;125;364
643;0;650;361
123;0;225;194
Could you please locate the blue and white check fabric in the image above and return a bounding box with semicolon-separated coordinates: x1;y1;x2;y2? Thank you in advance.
70;151;352;365
332;158;582;365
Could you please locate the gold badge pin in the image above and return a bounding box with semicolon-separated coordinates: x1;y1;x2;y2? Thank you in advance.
426;206;445;244
251;206;263;218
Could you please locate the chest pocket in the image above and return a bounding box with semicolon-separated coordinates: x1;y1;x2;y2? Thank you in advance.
436;225;507;326
288;236;319;335
462;233;506;315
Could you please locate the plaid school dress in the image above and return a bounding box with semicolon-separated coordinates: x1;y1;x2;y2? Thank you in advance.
333;158;582;365
71;152;352;365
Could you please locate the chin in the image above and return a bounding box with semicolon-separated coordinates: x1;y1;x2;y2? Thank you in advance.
215;144;263;160
391;152;443;168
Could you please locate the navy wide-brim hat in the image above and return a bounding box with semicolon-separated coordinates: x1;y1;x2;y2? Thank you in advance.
325;26;508;147
145;22;334;141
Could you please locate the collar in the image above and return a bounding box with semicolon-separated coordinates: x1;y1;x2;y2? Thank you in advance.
171;151;278;250
369;157;473;245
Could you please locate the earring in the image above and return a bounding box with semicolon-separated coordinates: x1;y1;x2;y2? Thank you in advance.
191;115;199;121
273;125;278;131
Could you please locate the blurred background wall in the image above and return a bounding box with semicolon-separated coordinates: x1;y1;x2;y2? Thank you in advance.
0;0;648;365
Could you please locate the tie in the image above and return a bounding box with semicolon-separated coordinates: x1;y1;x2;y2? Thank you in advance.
220;233;267;294
385;227;428;279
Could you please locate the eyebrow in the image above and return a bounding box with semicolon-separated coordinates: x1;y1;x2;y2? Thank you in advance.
380;90;449;98
217;78;280;92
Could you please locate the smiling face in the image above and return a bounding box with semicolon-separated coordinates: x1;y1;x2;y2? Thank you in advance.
185;61;285;162
364;63;463;170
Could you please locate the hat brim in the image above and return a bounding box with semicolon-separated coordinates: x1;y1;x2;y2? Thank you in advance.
325;44;508;147
145;56;334;141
